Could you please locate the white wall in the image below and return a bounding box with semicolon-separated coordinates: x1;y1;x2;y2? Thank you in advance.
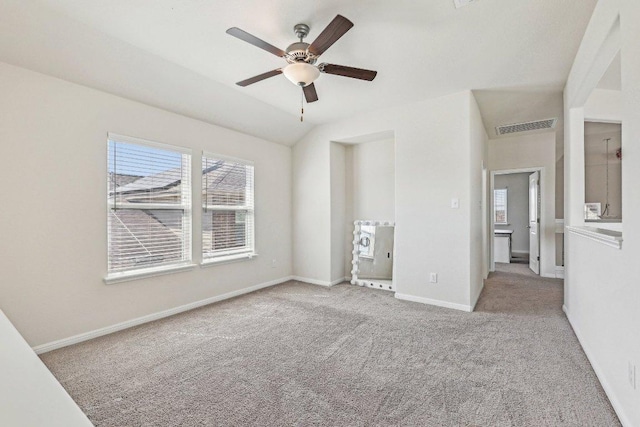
469;92;489;307
0;62;292;347
293;91;487;311
494;174;530;253
342;139;396;278
584;88;622;122
488;132;557;278
563;1;640;425
0;310;93;426
330;143;347;283
292;135;331;284
350;139;396;221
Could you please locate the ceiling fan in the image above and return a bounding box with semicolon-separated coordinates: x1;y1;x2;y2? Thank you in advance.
226;15;377;105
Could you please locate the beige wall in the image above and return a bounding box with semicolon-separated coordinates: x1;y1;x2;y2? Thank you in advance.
0;62;293;347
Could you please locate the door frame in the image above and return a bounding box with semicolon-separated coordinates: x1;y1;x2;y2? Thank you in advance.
489;166;545;274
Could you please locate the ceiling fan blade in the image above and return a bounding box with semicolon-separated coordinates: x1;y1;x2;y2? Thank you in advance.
308;15;354;57
226;27;287;57
319;63;377;81
303;83;319;103
236;69;282;87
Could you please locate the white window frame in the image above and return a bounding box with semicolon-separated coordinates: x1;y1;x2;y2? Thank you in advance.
105;133;194;284
201;152;256;265
494;188;508;225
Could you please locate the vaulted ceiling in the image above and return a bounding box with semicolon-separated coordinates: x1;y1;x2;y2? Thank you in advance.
0;0;598;145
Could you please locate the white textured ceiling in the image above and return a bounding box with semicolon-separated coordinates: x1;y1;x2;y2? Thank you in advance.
0;0;598;145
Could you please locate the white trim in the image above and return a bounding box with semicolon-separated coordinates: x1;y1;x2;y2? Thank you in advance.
108;132;192;154
291;276;335;287
200;252;257;267
566;226;622;249
490;167;544;275
104;263;196;285
394;293;472;312
555;219;565;233
34;276;293;354
555;266;565;279
202;151;254;166
563;305;632;427
330;278;347;286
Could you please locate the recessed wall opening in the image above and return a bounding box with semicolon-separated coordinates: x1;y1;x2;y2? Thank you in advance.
583;122;622;224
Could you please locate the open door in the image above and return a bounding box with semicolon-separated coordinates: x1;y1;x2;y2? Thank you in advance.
528;171;540;274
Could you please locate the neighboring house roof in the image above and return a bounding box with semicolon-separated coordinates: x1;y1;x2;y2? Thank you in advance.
108;209;183;271
114;167;183;195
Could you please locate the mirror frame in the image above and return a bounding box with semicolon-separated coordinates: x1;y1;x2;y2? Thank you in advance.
350;220;395;291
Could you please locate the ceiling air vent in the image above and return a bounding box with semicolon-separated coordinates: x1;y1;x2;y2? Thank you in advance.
495;118;557;136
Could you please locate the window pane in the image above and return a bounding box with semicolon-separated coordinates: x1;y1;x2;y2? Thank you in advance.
494;189;507;223
108;209;186;272
107;136;191;275
202;155;254;259
108;141;186;206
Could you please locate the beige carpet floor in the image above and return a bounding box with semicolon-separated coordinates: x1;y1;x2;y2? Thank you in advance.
41;265;619;426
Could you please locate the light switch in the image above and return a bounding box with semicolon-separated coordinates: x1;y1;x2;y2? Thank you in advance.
451;198;459;209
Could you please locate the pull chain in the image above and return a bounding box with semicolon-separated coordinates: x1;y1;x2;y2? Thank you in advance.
300;88;304;122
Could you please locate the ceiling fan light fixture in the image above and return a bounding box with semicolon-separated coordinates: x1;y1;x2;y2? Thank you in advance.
283;63;319;87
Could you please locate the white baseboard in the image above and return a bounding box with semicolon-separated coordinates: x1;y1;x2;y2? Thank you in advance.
395;293;472;312
555;266;565;279
33;276;293;355
563;305;632;427
291;276;336;287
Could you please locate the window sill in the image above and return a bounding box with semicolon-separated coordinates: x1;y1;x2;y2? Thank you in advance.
566;226;622;249
104;263;196;285
200;253;258;267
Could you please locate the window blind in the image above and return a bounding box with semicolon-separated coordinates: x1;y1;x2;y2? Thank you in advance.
202;153;255;260
107;134;192;274
494;188;508;224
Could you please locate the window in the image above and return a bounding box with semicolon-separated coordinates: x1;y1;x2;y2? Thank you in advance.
494;188;508;224
107;134;192;279
202;153;255;262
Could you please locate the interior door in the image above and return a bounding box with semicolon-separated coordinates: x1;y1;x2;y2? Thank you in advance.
528;171;540;274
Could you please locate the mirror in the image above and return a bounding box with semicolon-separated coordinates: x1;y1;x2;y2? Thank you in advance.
351;220;395;291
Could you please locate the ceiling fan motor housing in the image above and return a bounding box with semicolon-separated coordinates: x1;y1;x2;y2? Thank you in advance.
286;42;317;64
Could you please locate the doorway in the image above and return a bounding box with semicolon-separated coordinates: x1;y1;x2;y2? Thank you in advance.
490;168;543;275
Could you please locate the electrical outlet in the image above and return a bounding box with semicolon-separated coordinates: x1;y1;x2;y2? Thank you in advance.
429;273;438;283
629;362;636;390
271;259;277;268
